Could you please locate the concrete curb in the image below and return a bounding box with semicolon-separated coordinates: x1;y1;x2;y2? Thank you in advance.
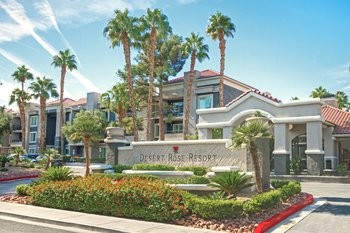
0;175;39;182
0;211;125;233
254;193;314;233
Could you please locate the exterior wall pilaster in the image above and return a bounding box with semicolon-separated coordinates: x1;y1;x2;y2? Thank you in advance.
306;121;324;175
273;123;290;175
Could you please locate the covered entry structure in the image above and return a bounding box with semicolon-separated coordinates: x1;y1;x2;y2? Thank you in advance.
196;90;346;175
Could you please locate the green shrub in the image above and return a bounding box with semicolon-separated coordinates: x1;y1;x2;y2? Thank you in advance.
279;181;301;200
177;166;208;176
113;164;132;173
90;157;106;163
207;191;226;200
271;179;290;189
132;163;175;171
0;167;8;172
243;181;301;215
93;173;160;182
165;176;210;184
336;163;347;176
185;195;243;219
209;171;253;198
16;184;32;196
31;176;187;222
0;155;10;167
40;167;73;181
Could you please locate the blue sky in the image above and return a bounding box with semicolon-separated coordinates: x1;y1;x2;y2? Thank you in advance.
0;0;349;107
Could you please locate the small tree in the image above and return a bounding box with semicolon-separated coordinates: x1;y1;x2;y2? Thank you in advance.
11;146;26;165
232;120;271;193
42;148;60;170
62;110;107;177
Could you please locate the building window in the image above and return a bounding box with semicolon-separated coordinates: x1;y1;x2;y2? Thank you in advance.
154;123;160;139
198;94;213;109
172;123;183;133
28;148;36;153
30;116;38;127
29;132;37;143
172;102;184;116
99;147;106;158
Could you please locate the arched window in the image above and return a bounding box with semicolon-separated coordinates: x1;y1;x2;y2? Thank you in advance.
291;134;307;170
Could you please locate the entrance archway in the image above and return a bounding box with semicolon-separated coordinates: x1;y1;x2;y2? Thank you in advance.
291;134;307;171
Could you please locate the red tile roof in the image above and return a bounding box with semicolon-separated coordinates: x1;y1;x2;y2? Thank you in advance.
47;98;76;106
322;105;350;134
225;89;281;107
70;98;87;107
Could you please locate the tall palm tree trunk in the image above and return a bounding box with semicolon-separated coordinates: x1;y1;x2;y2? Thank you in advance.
146;28;156;141
117;105;124;127
183;52;196;139
159;80;164;141
122;35;138;141
39;97;46;151
250;142;263;193
219;33;226;107
19;104;25;148
60;66;66;155
84;138;90;177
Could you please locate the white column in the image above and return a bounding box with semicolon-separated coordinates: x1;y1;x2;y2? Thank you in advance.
198;128;211;139
223;126;232;139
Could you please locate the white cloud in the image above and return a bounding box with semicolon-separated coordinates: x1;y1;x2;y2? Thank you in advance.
49;0;155;25
0;79;17;107
0;0;100;93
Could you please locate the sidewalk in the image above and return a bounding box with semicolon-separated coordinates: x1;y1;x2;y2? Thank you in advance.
0;202;217;233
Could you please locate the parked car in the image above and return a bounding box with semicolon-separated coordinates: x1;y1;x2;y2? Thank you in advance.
25;153;39;159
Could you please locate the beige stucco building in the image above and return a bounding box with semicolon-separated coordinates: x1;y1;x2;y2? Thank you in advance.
197;90;350;175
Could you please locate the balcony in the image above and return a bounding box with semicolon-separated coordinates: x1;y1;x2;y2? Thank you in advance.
12;125;21;131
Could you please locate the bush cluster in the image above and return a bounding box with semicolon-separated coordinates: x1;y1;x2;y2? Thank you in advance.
176;166;208;176
31;176;188;222
186;181;301;219
132;163;175;171
113;164;132;173
271;179;290;189
16;184;32;196
165;175;210;184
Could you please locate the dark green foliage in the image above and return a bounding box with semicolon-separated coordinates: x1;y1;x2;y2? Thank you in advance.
92;173;160;182
271;180;290;189
113;164;133;173
185;195;243;219
31;176;187;222
90;157;106;163
243;181;301;215
207;191;226;200
0;155;10;167
165;175;210;184
16;184;32;196
0;167;8;172
132;163;175;171
209;171;253;198
176;166;208;176
40;167;74;181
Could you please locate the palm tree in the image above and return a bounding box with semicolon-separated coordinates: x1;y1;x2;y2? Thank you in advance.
335;91;349;109
100;83;129;126
310;86;330;98
104;9;140;141
29;77;59;151
183;32;209;138
232;119;271;193
51;49;77;155
140;8;172;141
11;65;34;147
206;12;236;107
11;146;25;165
9;88;32;148
63;110;107;177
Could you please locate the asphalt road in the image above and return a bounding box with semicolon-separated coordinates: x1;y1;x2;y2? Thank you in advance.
286;182;350;233
0;178;36;194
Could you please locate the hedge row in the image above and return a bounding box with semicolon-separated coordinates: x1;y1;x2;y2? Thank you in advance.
116;163;208;176
31;176;187;222
187;181;302;219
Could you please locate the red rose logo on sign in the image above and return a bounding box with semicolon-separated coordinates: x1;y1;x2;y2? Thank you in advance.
172;146;179;154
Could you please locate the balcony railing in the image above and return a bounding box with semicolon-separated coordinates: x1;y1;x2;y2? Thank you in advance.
12;125;21;131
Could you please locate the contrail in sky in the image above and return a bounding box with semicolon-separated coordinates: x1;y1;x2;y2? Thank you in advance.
0;0;100;92
36;0;82;66
0;48;76;99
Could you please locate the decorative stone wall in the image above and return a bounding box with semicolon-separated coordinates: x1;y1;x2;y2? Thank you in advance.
118;139;250;171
